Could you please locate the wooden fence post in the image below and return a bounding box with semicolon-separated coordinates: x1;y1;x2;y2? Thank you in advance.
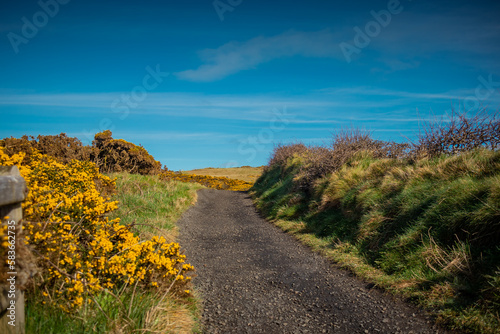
0;166;29;334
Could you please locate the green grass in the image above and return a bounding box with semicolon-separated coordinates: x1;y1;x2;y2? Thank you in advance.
252;148;500;334
26;289;201;334
108;172;203;240
26;172;203;334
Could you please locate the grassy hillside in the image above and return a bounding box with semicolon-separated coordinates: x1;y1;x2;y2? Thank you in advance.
252;147;500;333
162;169;255;191
183;166;264;183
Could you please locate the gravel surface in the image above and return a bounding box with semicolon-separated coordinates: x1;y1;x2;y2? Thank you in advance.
177;189;455;334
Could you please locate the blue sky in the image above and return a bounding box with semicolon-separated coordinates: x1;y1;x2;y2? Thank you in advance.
1;0;499;170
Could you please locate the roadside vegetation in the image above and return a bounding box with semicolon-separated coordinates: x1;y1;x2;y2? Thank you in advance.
0;133;201;333
109;173;202;241
251;109;500;333
0;129;162;176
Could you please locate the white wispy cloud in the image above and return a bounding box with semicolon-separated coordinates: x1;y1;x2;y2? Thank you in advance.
3;86;496;127
318;87;469;101
0;91;342;122
0;93;113;108
175;30;343;82
174;6;500;82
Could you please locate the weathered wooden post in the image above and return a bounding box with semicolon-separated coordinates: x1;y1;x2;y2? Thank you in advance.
0;166;29;334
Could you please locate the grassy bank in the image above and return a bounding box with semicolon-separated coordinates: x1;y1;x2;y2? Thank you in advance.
252;148;500;333
26;173;202;334
109;172;202;240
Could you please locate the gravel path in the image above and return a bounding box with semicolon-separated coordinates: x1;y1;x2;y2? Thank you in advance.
177;189;454;334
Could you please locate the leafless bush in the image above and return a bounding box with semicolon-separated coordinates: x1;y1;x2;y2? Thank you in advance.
415;108;500;157
332;128;411;162
379;141;412;159
332;127;378;160
265;108;500;193
267;128;411;193
267;142;309;169
293;129;375;191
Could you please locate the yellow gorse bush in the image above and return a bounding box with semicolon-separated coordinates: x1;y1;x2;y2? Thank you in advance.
0;147;193;311
161;170;253;191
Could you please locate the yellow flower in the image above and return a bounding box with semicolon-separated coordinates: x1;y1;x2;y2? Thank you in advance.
0;146;195;312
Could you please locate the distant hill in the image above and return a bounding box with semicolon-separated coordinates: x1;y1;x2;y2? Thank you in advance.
182;166;264;183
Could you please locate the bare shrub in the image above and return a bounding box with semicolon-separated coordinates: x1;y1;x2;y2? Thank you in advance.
295;128;411;192
267;142;309;169
378;141;412;159
332;127;378;161
266;128;411;193
332;127;411;162
415;108;500;157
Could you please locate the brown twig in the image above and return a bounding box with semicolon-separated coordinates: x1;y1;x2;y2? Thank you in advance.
158;266;184;305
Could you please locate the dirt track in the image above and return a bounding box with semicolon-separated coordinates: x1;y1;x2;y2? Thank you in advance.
177;189;454;334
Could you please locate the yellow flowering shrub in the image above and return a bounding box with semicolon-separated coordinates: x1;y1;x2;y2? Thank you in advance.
0;133;91;166
1;131;161;176
0;147;193;311
91;130;162;175
160;170;253;191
